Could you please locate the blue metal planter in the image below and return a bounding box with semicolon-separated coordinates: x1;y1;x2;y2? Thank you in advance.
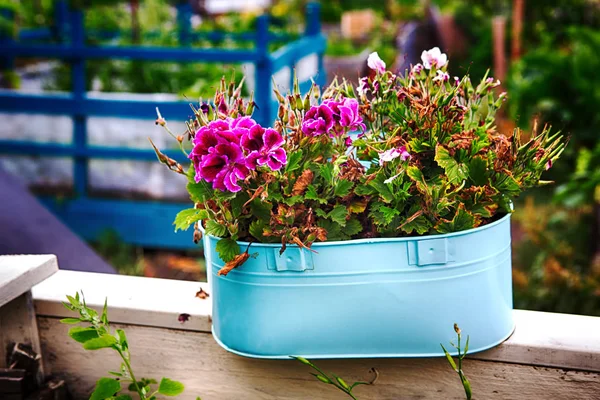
205;213;515;359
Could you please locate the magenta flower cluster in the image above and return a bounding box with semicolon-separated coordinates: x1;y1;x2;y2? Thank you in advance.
301;97;365;137
189;117;286;192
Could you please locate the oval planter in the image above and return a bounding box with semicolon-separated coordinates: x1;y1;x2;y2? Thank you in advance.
204;213;514;359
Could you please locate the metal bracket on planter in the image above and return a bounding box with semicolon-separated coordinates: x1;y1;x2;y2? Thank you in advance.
268;247;314;272
408;238;455;267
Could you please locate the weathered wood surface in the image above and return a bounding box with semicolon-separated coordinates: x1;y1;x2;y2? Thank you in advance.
0;255;58;308
37;317;600;400
32;270;600;399
33;270;211;332
0;255;57;384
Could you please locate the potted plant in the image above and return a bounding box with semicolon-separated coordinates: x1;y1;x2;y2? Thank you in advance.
152;47;565;358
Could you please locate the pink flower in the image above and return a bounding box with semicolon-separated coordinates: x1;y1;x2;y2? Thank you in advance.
421;47;448;69
433;70;450;83
367;52;386;74
379;146;411;166
345;136;353;147
323;98;366;134
302;103;335;136
198;142;249;192
411;63;424;76
242;125;287;171
545;160;553;170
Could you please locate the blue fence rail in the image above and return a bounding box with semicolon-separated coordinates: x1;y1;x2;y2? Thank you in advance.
0;1;326;249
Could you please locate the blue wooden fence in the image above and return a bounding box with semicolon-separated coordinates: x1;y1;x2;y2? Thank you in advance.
0;1;326;249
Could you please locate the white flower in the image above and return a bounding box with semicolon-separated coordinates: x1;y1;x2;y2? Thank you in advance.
357;77;370;96
367;52;386;74
421;47;448;69
379;146;411;166
433;70;450;83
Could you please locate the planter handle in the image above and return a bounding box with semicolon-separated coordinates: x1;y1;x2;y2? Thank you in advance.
408;238;455;267
268;248;315;272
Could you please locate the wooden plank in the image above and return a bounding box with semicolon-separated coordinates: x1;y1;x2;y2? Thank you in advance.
32;270;600;372
476;310;600;373
33;270;211;332
37;317;600;400
0;255;58;308
0;292;46;384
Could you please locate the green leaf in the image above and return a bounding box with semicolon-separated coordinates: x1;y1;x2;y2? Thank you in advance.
406;166;429;194
249;199;272;221
101;297;109;325
494;173;521;196
368;173;394;203
468;156;488;186
378;205;399;225
334;179;353;197
83;334;118;350
249;220;266;242
400;214;431;235
174;208;209;232
342;217;363;237
60;318;81;324
285;150;303;173
186;172;214;203
436;205;476;233
158;378;185;396
283;195;304;206
440;344;458;371
69;327;99;343
328;205;348;227
463;336;470;356
215;238;240;263
116;329;128;351
319;163;334;184
305;185;328;204
66;294;81;308
90;378;121;400
204;220;227;237
435;145;468;185
230;193;249;218
315;208;328;218
114;395;133;400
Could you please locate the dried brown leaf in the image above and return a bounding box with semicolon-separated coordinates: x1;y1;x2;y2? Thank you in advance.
292;169;314;196
217;251;250;276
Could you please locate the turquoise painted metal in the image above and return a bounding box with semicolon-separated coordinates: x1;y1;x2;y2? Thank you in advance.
205;213;514;358
0;2;325;249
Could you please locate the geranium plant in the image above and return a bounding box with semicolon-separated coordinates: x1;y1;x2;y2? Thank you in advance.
152;47;566;275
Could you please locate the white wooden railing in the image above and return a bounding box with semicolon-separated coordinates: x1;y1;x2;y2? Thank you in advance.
2;255;600;399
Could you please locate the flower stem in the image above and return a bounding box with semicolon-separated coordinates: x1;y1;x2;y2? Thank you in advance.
118;348;144;399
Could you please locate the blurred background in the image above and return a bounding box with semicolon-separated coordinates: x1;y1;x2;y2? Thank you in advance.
0;0;598;316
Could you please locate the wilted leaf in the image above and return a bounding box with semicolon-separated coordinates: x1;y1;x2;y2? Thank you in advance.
217;250;250;276
292;169;314;196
